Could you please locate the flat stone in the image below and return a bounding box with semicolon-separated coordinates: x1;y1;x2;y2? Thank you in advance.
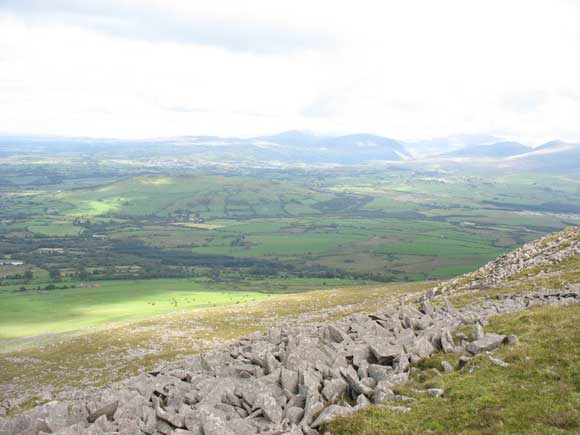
427;388;444;397
356;394;371;408
372;387;395;404
326;325;348;343
311;405;354;428
367;364;390;382
441;361;454;373
466;333;505;354
281;368;299;394
488;355;509;367
285;406;304;425
405;337;435;359
367;341;403;364
254;393;283;424
87;401;118;423
385;405;411;413
321;378;349;401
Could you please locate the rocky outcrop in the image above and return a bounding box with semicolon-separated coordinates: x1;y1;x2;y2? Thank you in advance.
1;287;577;435
425;227;580;298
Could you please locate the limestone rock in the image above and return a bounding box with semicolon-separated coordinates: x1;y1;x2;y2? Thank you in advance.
311;405;354;428
466;333;505;354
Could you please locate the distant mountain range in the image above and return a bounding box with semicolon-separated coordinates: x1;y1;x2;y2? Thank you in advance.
255;131;412;163
506;140;580;172
0;132;578;170
439;141;532;158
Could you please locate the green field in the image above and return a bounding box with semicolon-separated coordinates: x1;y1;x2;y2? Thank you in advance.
0;277;363;341
2;161;580;345
4;169;577;282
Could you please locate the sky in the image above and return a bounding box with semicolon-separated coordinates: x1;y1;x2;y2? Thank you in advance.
1;0;579;144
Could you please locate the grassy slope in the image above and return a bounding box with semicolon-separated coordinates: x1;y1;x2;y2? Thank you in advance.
329;230;580;435
329;305;580;435
0;277;363;341
0;281;433;414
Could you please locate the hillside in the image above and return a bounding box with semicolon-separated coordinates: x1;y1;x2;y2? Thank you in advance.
507;141;580;172
428;226;580;297
440;141;531;158
0;228;578;435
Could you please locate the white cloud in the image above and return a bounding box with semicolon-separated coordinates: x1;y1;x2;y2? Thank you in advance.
0;0;579;143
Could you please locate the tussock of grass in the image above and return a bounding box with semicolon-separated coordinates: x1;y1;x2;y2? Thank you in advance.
329;304;580;435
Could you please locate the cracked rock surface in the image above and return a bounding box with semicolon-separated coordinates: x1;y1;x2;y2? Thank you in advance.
0;287;577;435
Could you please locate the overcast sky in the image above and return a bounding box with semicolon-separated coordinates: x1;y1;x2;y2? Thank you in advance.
1;0;579;143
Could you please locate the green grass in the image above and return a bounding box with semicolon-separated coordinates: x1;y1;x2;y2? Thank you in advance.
0;279;268;340
0;277;365;341
28;222;81;236
329;304;580;435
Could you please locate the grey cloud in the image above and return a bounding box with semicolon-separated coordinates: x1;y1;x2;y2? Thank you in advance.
0;0;332;54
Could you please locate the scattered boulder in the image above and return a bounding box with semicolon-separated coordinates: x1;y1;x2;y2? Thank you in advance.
427;388;444;398
472;322;485;340
441;361;454;373
87;401;118;423
311;405;354;428
458;356;470;370
488;355;509;368
466;333;506;354
504;335;519;345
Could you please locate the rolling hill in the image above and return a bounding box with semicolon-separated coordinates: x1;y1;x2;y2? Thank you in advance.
440;141;531;158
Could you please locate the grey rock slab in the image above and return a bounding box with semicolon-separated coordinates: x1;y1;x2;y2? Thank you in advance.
472;322;485;340
285;407;305;425
441;361;454;373
384;405;411;413
87;401;118;423
466;333;505;354
200;410;236;435
340;367;372;397
254;393;283;424
346;343;372;367
326;325;349;343
301;399;324;427
156;405;185;428
488;355;509;367
311;405;354;428
321;379;349;401
372;387;395;404
427;388;444;397
356;394;371;408
367;364;391;382
440;329;455;353
404;336;435;359
367;341;403;364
